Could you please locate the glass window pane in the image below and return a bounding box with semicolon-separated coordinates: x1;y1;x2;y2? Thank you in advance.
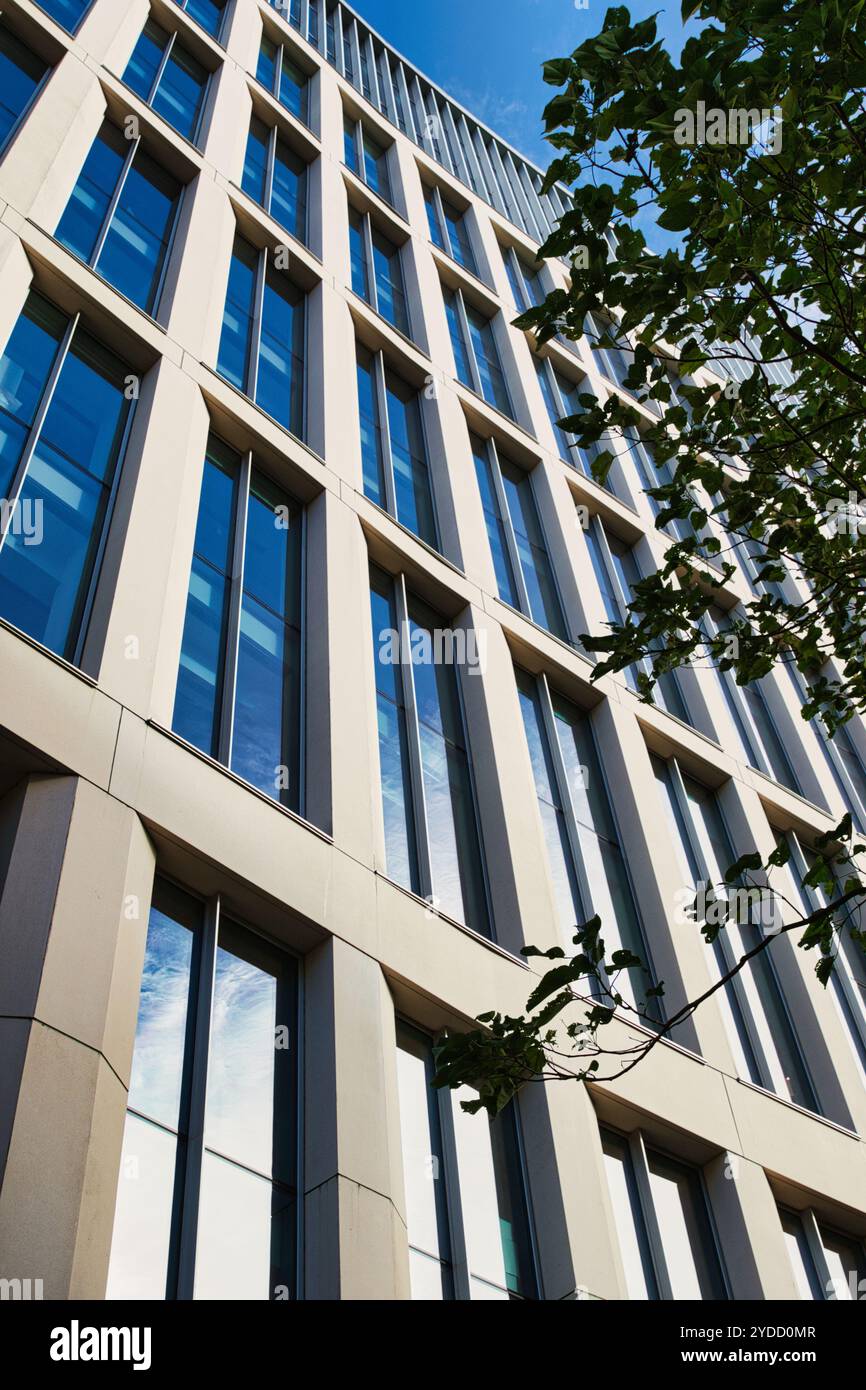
34;0;91;32
780;1208;823;1300
384;368;436;547
217;236;257;392
182;0;225;40
194;1155;295;1300
55;123;127;265
356;345;386;506
0;325;132;660
466;304;511;416
242;117;269;206
500;460;566;638
0;293;66;500
369;567;418;891
470;434;519;609
152;43;208;141
601;1129;658;1299
821;1224;866;1300
396;1024;454;1300
348;207;370;302
106;1114;182;1300
444;288;473;388
123;19;167;103
271;139;306;242
646;1147;727;1299
255;263;305;434
96;147;182;313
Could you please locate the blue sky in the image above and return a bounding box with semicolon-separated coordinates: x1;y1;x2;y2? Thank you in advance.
352;0;693;175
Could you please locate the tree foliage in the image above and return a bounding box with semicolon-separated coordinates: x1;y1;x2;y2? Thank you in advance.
433;0;866;1113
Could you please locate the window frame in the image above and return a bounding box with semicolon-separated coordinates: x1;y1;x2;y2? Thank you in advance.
57;124;185;320
173;0;228;44
370;568;492;936
348;204;411;339
602;1124;731;1300
779;1204;866;1301
173;439;307;814
0;21;52;159
445;284;514;419
395;1018;541;1301
358;346;438;547
474;434;569;641
343;111;395;207
219;237;308;441
109;875;302;1301
125;20;212;148
657;755;821;1111
257;29;311;130
425;183;480;279
32;0;93;36
243;115;309;246
0;300;137;667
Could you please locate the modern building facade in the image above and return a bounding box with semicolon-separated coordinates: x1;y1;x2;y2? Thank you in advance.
0;0;864;1302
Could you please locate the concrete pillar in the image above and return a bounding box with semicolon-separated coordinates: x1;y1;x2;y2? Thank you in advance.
0;774;156;1298
303;937;410;1299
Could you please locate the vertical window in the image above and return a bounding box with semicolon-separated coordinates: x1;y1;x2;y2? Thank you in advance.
788;664;866;831
781;830;866;1080
470;434;567;639
424;187;478;277
502;246;544;312
56;123;182;315
257;35;309;127
601;1128;728;1300
444;288;513;418
585;518;691;723
241;116;308;245
779;1207;866;1301
173;0;226;40
123;19;210;143
356;346;436;547
369;568;490;936
395;1022;538;1300
534;357;616;490
343;114;392;203
653;755;820;1112
585;311;646;399
348;208;410;337
701;604;802;793
516;669;651;1008
173;438;303;811
107;879;299;1301
0;24;49;155
33;0;91;33
0;293;134;663
625;429;703;543
217;234;306;437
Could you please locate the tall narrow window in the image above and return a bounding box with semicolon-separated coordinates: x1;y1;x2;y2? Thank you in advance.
217;234;306;437
701;604;802;793
584;518;692;723
356;346;436;547
107;879;299;1301
787;664;866;830
369;568;490;936
424;187;478;277
33;0;91;32
123;18;210;143
781;830;866;1080
516;669;651;1008
56;123;182;315
348;208;410;336
470;434;567;640
173;438;303;811
257;34;309;126
625;429;703;544
444;287;513;418
173;0;226;40
0;293;134;663
779;1207;866;1301
396;1022;538;1300
502;246;544;312
343;114;392;203
0;24;49;155
601;1128;728;1300
653;755;820;1112
534;357;615;490
242;116;308;245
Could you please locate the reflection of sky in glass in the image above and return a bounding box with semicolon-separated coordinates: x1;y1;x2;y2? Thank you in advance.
106;1113;178;1301
128;908;194;1130
194;1152;274;1300
204;946;279;1176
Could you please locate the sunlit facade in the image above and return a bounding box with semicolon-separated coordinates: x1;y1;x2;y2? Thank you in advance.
0;0;864;1301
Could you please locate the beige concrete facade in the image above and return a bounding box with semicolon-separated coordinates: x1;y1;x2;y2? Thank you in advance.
0;0;863;1301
